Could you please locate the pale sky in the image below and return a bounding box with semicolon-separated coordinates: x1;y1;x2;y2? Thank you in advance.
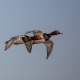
0;0;80;80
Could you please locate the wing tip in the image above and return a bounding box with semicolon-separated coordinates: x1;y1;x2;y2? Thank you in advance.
46;57;48;59
28;50;31;53
4;48;7;51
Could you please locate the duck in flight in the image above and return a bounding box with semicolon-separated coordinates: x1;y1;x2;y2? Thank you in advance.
25;30;63;59
5;35;41;52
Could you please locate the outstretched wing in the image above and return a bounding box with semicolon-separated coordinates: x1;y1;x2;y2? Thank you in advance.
24;40;33;53
25;30;42;34
5;37;18;51
44;40;54;59
25;30;44;38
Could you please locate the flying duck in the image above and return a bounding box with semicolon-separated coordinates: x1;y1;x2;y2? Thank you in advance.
5;35;41;52
25;30;63;59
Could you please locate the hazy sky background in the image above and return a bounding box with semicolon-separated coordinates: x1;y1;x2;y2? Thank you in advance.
0;0;80;80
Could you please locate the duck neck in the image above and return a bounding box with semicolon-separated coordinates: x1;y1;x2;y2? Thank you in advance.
43;33;51;41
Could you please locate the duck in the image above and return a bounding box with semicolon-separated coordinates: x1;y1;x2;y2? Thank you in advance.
25;30;63;59
5;35;42;52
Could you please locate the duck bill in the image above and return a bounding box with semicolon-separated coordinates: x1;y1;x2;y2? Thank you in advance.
59;32;63;34
60;33;63;34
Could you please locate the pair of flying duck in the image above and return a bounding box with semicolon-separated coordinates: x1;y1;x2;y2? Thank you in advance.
5;30;62;59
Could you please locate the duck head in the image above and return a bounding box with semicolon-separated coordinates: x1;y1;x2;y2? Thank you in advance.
50;30;63;36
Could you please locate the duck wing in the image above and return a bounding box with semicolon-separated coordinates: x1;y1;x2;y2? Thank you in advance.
21;35;33;53
25;30;42;34
5;37;18;51
44;40;54;59
24;40;33;53
25;30;44;38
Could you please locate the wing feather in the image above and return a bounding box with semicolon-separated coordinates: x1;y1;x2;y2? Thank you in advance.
25;41;33;53
5;37;18;51
44;40;54;59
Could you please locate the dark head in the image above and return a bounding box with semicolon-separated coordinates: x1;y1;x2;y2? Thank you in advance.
50;30;63;36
